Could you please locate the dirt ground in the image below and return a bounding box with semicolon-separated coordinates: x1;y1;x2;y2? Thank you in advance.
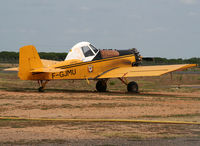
0;90;200;145
0;70;200;145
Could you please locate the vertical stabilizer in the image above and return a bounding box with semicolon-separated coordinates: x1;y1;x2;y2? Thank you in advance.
18;45;43;80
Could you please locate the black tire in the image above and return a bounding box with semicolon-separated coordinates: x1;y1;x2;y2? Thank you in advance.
96;80;107;92
127;81;139;93
38;87;44;92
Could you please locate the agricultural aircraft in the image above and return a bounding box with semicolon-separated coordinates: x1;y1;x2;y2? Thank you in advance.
14;41;197;92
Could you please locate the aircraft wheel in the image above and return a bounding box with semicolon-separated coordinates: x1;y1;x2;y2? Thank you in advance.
38;87;44;92
127;81;138;93
96;80;107;92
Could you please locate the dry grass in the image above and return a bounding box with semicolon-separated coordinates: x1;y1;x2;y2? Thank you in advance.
0;71;199;93
0;70;200;144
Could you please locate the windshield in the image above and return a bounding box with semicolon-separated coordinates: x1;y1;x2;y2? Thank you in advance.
89;44;98;53
82;46;94;57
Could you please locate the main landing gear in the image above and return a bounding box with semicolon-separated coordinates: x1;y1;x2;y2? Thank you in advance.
119;77;139;93
95;78;139;93
37;80;49;92
127;81;139;93
96;79;107;92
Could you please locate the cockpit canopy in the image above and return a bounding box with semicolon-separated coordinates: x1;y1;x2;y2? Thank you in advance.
65;42;99;62
65;41;141;64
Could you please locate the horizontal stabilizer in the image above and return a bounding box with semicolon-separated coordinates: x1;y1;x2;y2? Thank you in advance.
3;67;18;71
31;68;64;73
3;59;59;72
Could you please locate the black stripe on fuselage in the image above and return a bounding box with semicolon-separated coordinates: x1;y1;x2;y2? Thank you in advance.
56;54;135;69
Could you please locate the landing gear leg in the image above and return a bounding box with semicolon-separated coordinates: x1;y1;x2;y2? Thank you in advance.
118;77;139;93
96;79;108;92
37;80;49;92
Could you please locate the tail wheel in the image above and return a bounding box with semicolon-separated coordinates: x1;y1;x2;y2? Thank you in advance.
96;80;107;92
37;80;49;92
127;81;139;93
38;87;44;92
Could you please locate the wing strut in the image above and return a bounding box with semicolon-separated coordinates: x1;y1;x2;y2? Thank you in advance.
118;72;129;85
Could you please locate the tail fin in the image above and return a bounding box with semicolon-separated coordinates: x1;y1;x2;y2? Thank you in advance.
18;45;43;80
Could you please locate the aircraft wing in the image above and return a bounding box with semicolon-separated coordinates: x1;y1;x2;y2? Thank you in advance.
98;64;197;78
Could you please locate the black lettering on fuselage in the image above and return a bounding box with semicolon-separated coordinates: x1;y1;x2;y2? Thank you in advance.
66;69;76;76
52;69;76;79
60;71;64;77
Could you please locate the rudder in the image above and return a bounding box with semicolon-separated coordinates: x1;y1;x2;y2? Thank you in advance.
18;45;43;80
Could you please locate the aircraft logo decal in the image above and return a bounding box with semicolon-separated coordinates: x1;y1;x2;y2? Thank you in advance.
88;65;93;73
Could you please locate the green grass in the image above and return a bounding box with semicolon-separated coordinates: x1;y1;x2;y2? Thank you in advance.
1;139;66;145
89;103;156;108
167;113;200;118
102;132;145;140
139;113;200;118
109;81;115;86
0;103;13;106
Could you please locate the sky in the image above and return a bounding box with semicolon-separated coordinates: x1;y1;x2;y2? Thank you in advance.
0;0;199;58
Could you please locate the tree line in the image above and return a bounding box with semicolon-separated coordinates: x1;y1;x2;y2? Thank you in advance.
0;51;67;63
143;57;200;65
0;51;199;65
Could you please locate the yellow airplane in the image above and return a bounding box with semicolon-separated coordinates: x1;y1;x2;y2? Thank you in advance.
17;41;196;92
